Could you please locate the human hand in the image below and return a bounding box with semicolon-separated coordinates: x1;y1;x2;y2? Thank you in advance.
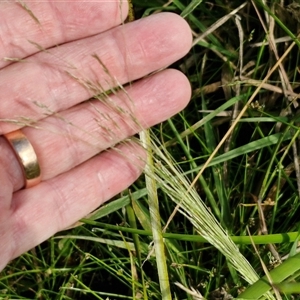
0;1;192;271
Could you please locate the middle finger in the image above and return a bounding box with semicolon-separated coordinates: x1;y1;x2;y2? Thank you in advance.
0;13;191;134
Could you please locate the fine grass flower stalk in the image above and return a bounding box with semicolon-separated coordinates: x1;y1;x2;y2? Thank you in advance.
147;133;278;299
149;133;259;284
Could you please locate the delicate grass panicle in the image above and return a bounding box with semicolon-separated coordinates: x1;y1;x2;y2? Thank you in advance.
1;0;300;299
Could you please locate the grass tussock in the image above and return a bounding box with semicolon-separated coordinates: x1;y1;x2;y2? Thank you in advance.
2;0;300;299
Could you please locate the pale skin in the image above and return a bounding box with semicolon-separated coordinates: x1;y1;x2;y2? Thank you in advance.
0;1;192;271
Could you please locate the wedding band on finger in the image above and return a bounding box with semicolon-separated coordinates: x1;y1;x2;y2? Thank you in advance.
4;130;41;189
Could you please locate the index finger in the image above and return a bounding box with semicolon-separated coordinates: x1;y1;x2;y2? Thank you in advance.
0;1;128;68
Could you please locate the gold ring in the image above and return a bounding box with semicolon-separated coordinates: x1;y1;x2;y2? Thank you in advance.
4;130;41;189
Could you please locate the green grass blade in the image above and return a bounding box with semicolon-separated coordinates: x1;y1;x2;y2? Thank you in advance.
238;252;300;299
193;132;292;171
126;201;148;300
78;219;300;245
85;189;147;221
140;129;172;300
275;282;300;294
180;0;203;18
201;95;231;229
164;94;246;147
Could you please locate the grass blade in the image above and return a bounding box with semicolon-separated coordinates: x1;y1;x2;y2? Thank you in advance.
140;129;172;300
